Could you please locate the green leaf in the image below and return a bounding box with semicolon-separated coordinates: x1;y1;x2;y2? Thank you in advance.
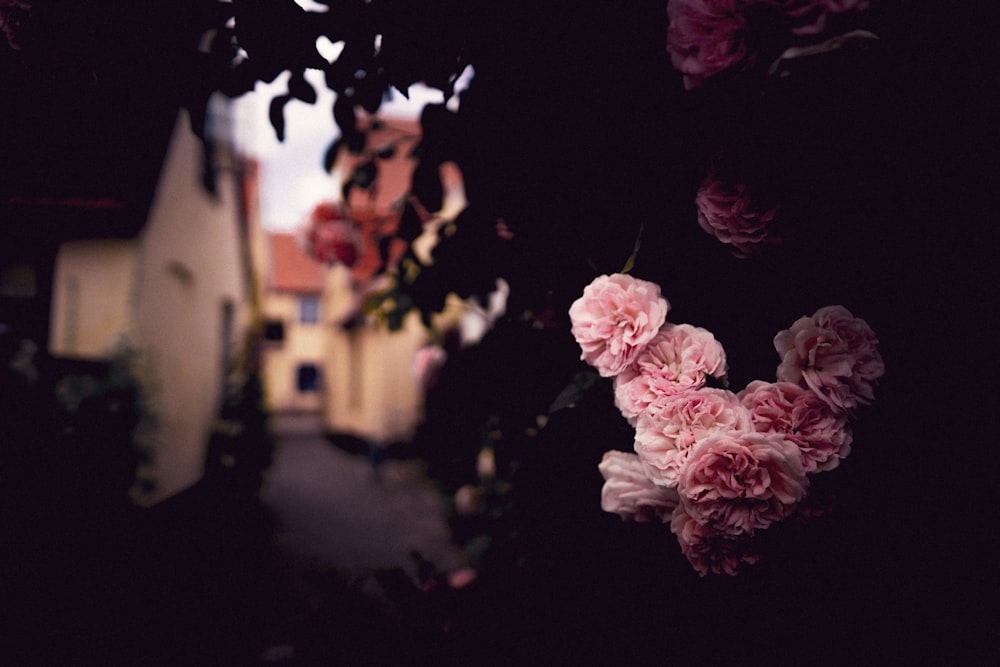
352;160;378;189
397;200;423;242
322;138;342;173
345;130;367;154
268;94;291;142
332;96;362;152
288;71;317;104
620;223;644;274
548;370;599;414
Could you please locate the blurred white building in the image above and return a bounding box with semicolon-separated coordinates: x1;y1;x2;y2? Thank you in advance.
3;100;260;504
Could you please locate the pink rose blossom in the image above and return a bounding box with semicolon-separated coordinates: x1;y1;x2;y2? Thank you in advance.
696;172;780;257
301;201;364;267
411;344;448;391
634;388;752;487
739;380;853;473
598;451;680;523
666;0;754;90
311;220;362;266
678;431;808;535
670;506;761;576
569;274;670;377
774;305;884;413
613;323;728;422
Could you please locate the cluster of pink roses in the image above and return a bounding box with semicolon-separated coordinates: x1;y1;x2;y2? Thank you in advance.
571;274;883;575
666;0;871;89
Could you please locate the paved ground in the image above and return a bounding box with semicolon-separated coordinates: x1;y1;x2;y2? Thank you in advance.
261;412;464;581
7;411;468;666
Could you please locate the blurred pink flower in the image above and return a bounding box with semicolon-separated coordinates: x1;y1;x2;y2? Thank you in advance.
774;305;884;412
613;323;728;422
301;201;363;267
739;380;853;473
447;567;478;589
598;451;679;523
411;344;448;391
453;484;482;516
476;446;496;480
678;431;808;535
634;388;751;487
666;0;754;90
569;274;669;377
0;0;31;51
495;218;516;240
696;172;780;257
670;506;761;576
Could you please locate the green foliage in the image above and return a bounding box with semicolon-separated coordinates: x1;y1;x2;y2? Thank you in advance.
363;283;415;332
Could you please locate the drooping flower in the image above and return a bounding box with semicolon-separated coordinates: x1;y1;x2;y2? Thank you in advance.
696;171;781;257
666;0;755;90
678;430;808;535
613;323;727;422
634;388;752;487
739;379;852;473
569;274;670;377
773;305;884;412
670;506;762;576
598;451;680;523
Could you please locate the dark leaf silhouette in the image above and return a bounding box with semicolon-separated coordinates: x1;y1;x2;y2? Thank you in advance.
322;137;343;173
288;70;317;104
268;93;292;142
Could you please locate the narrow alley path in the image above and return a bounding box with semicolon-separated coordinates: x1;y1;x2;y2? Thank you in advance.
8;411;469;666
245;411;469;665
260;412;464;581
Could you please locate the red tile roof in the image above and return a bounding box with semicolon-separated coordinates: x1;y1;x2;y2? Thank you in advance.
270;233;324;293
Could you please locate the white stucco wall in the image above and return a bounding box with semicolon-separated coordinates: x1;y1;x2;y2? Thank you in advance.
131;110;252;503
49;239;139;358
320;266;429;444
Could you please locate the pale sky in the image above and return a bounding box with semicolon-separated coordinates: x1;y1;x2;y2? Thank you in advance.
233;66;470;231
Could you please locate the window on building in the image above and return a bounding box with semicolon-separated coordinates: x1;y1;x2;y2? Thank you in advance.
300;296;320;324
297;364;320;392
263;320;285;342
